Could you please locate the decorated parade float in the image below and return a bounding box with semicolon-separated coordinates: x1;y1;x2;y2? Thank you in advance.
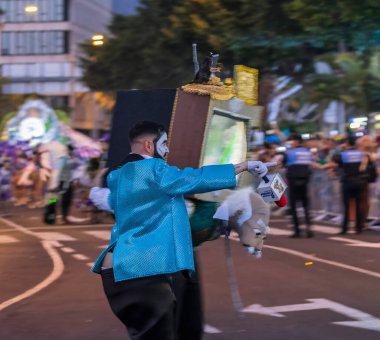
0;99;102;158
0;99;104;221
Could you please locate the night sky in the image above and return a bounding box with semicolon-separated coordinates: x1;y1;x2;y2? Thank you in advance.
112;0;139;15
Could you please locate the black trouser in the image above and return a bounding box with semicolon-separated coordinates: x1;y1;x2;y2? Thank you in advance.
341;181;363;233
172;257;203;340
101;269;177;340
101;268;203;340
60;181;73;219
288;180;311;235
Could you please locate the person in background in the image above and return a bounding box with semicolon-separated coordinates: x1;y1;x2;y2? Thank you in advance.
11;151;28;206
0;159;12;213
324;136;367;234
282;134;313;238
59;145;79;224
357;135;377;229
28;146;51;209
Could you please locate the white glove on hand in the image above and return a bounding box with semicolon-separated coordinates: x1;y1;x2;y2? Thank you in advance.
247;161;277;178
89;187;113;213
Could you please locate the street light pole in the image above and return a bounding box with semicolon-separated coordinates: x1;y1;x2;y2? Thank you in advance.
23;5;39;94
90;34;104;139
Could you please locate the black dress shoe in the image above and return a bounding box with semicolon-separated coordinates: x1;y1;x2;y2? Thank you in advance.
306;231;314;238
338;230;347;235
290;233;301;238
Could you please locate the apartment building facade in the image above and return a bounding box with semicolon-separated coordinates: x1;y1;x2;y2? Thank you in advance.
0;0;112;132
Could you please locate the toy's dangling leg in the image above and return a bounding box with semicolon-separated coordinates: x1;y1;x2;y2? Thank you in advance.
222;220;245;319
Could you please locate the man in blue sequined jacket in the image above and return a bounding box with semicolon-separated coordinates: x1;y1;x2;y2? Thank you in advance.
91;121;271;340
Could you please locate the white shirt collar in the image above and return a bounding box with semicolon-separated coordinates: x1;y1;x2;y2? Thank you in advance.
129;152;153;159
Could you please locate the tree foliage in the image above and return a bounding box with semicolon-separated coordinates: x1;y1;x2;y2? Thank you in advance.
80;0;380;93
307;52;380;115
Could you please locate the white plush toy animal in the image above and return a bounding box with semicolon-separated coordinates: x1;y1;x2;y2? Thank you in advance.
213;187;270;258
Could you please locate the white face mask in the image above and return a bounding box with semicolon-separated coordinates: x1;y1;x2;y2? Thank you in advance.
154;132;169;159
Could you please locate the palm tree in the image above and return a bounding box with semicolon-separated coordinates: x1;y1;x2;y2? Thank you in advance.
305;51;380;133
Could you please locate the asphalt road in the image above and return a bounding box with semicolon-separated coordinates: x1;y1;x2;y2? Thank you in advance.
1;207;379;340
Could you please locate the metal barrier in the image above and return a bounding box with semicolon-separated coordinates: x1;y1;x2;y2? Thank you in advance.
309;169;380;226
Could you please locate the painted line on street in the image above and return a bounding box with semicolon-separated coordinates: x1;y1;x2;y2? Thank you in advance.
72;253;90;261
227;234;380;278
84;230;110;241
204;324;222;334
269;228;292;236
329;237;380;248
265;245;380;279
0;217;37;237
243;298;380;332
0;224;113;233
46;241;63;248
61;247;75;253
34;232;76;241
268;224;357;236
0;240;64;311
86;262;94;268
0;217;65;312
0;235;19;244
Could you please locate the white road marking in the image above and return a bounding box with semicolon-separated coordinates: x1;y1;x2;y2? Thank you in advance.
0;235;19;244
86;262;94;268
269;224;357;236
84;230;110;241
312;225;340;234
0;240;64;311
329;237;380;248
204;324;222;334
72;253;90;261
269;228;292;236
243;298;380;332
335;319;380;332
265;245;380;279
0;217;65;312
0;224;113;233
61;247;75;253
0;217;36;237
98;244;109;249
227;234;380;278
66;216;90;223
48;241;63;248
34;232;76;241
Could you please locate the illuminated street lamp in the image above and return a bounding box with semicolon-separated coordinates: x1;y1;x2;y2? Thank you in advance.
24;5;39;13
92;34;104;46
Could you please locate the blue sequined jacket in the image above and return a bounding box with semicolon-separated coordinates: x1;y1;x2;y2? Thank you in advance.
91;158;236;282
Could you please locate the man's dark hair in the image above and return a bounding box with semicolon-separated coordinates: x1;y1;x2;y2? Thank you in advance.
128;121;166;143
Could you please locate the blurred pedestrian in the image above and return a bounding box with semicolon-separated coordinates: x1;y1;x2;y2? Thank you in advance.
59;145;79;224
357;135;377;229
0;159;12;213
326;136;367;234
282;134;313;238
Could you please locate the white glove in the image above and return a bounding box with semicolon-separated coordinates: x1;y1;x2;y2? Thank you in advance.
89;187;113;213
247;161;277;178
